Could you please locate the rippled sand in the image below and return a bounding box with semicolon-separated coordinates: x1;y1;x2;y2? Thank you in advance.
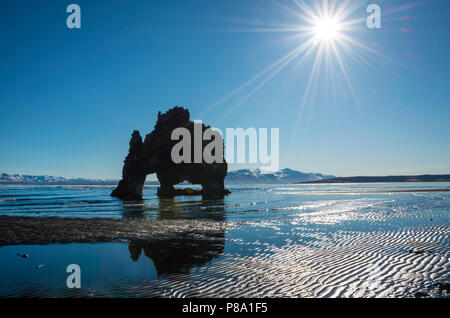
79;227;448;298
168;226;449;298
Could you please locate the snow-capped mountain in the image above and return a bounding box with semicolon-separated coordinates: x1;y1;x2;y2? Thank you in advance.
0;173;68;183
0;173;116;184
1;169;334;185
225;168;335;184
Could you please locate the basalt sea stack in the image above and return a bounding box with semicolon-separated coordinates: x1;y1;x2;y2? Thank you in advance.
111;107;229;200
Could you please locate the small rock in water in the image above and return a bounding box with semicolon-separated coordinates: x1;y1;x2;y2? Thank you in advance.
36;264;44;269
20;254;29;258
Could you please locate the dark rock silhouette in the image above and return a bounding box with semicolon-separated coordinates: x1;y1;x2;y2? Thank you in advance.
111;107;229;200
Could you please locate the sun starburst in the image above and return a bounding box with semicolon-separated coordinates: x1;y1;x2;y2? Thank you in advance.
202;0;395;132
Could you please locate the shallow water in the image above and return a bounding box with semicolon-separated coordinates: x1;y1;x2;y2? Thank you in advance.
0;183;449;297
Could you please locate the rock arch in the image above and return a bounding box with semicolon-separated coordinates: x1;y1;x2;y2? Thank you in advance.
111;107;229;200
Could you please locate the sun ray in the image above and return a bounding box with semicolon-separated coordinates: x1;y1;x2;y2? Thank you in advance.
210;26;310;33
330;40;359;106
289;41;325;143
201;41;308;117
276;0;316;25
217;37;317;121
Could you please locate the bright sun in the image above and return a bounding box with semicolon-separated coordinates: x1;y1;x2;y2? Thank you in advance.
314;17;340;41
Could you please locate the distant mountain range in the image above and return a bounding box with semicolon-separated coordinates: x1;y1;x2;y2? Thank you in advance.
2;171;448;185
300;174;450;184
3;171;449;186
1;169;334;185
0;173;117;185
225;168;335;184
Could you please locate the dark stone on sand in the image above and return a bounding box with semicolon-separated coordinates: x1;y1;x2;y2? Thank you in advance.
433;282;450;292
111;107;229;200
408;249;432;255
414;291;428;298
0;215;226;246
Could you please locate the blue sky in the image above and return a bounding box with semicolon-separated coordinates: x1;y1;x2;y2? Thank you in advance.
0;0;449;179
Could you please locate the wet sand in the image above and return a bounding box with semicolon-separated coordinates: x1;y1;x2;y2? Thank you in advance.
0;216;227;246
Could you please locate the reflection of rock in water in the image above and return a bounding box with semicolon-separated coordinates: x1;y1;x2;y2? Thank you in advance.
120;199;146;219
128;198;226;276
156;198;184;219
120;195;228;221
129;234;224;276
